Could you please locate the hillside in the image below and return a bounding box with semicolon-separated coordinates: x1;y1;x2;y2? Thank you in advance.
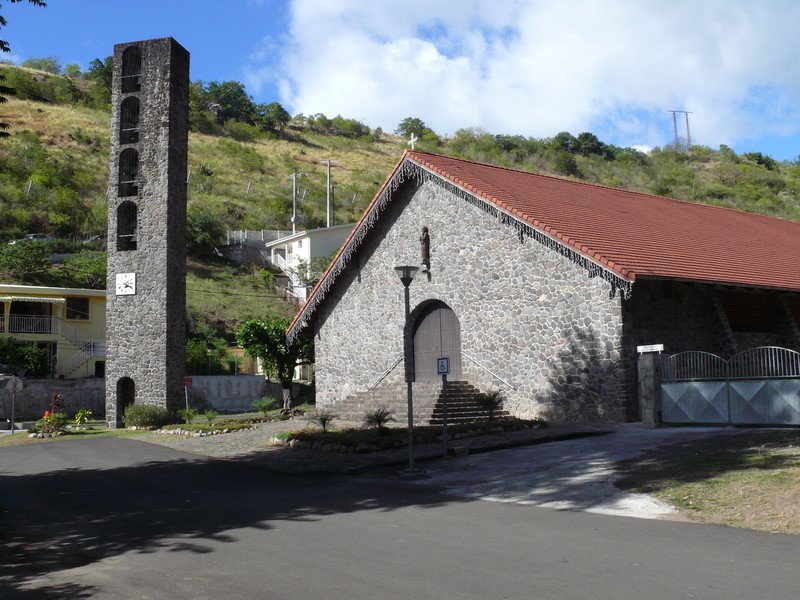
2;63;800;347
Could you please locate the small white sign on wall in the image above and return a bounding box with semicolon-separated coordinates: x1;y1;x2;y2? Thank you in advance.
637;344;664;354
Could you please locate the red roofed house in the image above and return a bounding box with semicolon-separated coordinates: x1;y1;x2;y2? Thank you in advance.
287;151;800;424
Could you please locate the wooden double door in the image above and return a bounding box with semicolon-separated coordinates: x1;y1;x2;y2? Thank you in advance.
412;301;462;381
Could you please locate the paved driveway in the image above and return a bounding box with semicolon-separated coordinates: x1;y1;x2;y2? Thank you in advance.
409;424;737;519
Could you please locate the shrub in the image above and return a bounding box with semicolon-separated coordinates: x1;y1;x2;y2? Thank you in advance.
204;410;220;424
252;396;279;417
178;407;200;424
308;410;337;432
123;404;171;429
362;406;396;433
32;411;68;435
74;408;92;426
475;390;505;421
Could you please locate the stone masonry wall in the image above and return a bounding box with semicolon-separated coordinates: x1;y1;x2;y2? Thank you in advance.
105;38;189;426
314;179;630;423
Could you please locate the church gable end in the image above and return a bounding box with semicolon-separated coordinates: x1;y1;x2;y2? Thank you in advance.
311;169;630;423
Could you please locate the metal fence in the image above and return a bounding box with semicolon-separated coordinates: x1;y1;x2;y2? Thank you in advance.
659;347;800;425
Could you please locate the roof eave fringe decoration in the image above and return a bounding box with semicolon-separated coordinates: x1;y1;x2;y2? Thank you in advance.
287;157;633;344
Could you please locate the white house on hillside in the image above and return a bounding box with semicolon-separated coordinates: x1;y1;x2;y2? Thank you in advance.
265;224;354;302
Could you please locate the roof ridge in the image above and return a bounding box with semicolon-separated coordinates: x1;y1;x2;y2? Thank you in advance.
406;150;797;225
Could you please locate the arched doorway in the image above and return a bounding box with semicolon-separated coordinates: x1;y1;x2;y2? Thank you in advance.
116;377;135;426
413;301;462;381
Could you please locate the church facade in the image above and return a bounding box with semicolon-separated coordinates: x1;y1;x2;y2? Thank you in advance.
287;151;800;423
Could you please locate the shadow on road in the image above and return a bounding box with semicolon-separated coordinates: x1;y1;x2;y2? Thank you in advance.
0;437;464;598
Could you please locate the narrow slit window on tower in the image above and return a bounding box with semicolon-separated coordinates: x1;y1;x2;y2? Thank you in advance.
118;148;139;197
121;46;142;93
120;96;140;144
117;201;138;251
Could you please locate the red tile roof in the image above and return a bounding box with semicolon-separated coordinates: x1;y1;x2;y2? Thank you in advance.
287;150;800;341
408;150;800;292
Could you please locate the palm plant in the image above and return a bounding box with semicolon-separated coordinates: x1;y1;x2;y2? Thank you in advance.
475;390;505;422
308;410;338;432
362;406;396;433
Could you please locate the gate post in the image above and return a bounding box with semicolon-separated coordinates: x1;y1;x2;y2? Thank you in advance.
638;353;660;428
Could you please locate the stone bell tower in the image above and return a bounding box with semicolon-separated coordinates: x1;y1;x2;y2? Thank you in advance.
105;38;189;427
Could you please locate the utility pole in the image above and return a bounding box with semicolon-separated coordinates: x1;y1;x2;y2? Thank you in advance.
288;172;305;234
668;110;692;150
318;159;339;228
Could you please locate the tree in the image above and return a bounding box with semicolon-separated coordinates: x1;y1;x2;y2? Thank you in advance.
743;151;778;172
57;250;106;289
395;117;427;138
256;101;290;132
21;55;59;74
236;317;313;410
0;240;51;283
551;131;579;154
290;251;336;287
187;204;227;259
395;116;440;146
62;63;81;79
0;0;47;136
205;80;256;125
84;56;112;109
186;323;229;375
0;336;48;376
576;132;610;158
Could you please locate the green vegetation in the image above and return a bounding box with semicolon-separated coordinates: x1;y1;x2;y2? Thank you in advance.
237;318;314;408
0;336;48;376
122;404;171;429
29;411;67;436
475;389;505;421
252;396;279;417
2;60;800;347
74;408;92;427
362;406;396;433
307;410;338;432
178;407;200;424
276;417;542;450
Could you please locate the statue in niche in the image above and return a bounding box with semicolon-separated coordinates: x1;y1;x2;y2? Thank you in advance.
420;225;430;271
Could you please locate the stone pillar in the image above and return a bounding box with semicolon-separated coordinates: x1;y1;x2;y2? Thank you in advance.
638;352;660;428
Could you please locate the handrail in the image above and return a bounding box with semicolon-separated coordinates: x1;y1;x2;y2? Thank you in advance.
272;254;304;287
461;351;517;391
370;356;403;389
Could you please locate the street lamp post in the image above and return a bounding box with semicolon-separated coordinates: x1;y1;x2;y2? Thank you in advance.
394;265;419;471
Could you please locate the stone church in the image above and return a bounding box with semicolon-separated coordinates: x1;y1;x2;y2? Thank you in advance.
287;151;800;423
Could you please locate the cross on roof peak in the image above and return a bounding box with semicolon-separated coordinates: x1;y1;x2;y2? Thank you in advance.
408;133;418;150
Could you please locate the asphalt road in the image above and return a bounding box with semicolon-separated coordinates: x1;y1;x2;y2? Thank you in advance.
2;437;799;599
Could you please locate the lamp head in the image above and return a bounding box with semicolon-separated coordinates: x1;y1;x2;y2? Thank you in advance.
394;265;419;288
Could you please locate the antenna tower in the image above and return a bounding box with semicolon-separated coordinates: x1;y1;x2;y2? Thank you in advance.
668;110;692;150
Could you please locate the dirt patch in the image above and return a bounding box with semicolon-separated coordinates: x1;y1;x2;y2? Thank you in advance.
616;429;800;534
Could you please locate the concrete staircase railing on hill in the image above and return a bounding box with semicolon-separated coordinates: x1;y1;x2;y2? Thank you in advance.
329;381;509;427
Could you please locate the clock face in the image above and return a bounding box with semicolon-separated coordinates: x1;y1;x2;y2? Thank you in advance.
115;272;136;296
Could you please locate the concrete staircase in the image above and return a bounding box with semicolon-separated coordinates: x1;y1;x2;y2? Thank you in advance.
429;381;510;425
330;380;509;427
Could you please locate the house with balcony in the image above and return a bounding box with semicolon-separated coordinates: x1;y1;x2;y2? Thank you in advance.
0;284;106;379
265;224;354;302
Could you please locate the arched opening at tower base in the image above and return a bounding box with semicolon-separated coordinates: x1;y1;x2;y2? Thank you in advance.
116;377;135;427
412;300;463;381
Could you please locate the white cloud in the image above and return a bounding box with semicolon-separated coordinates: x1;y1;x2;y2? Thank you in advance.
247;0;800;153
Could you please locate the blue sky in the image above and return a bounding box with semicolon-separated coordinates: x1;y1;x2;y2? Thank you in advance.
3;0;799;161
